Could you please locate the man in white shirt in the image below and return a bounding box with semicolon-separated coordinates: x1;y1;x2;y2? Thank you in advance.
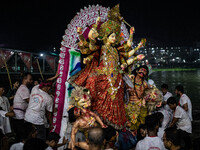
136;113;165;150
0;86;11;134
161;84;173;111
12;73;32;142
167;96;192;149
175;85;193;121
25;80;53;141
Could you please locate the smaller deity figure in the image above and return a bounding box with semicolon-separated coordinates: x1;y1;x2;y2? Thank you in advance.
67;87;107;150
124;65;149;131
143;87;163;114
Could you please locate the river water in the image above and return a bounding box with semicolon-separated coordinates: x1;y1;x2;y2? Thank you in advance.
149;69;200;110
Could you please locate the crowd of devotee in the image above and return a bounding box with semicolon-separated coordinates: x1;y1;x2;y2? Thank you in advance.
0;70;196;150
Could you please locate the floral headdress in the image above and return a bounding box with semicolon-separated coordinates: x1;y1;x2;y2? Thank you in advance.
98;4;123;45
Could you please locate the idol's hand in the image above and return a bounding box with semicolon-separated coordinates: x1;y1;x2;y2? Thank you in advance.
83;57;90;64
88;28;99;40
130;27;135;34
77;27;83;35
121;63;127;70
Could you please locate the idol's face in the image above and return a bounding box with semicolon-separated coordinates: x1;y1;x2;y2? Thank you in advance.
108;33;116;44
138;68;147;78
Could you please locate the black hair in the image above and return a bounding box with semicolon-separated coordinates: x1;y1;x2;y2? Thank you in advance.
161;83;168;89
103;126;116;142
145;113;159;132
88;127;105;146
165;127;181;146
132;65;149;79
22;72;32;80
68;107;76;123
21;122;36;141
167;97;177;105
155;112;164;127
137;124;147;141
175;85;184;93
156;112;164;120
46;132;60;142
23;138;48;150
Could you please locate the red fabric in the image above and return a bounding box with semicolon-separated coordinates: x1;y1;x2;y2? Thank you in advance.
73;51;127;129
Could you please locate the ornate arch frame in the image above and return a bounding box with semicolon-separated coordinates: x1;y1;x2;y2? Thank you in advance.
53;4;129;134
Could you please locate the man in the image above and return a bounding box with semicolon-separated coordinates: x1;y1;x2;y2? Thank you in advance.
161;83;173;111
175;85;192;121
167;97;192;149
136;113;165;150
13;73;32;142
45;132;68;150
0;85;11;134
6;80;20;106
10;122;37;150
24;80;53;141
163;127;182;150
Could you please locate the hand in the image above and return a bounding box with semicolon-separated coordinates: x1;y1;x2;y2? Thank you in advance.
83;57;90;64
62;136;68;145
88;28;99;40
102;124;108;128
121;64;127;70
137;54;145;61
130;27;135;34
77;27;83;35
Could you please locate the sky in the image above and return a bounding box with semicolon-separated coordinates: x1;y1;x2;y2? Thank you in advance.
0;0;200;52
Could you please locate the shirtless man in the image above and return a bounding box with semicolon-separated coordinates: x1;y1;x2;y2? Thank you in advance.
68;106;107;150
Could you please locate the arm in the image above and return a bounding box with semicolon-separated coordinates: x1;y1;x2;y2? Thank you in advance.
89;111;107;128
56;137;68;148
70;121;79;150
75;142;89;150
46;72;60;81
120;38;146;58
182;103;188;112
46;110;53;130
126;54;145;66
169;117;178;127
24;98;29;103
127;27;135;47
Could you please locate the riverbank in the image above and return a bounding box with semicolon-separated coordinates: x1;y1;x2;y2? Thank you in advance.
152;68;198;71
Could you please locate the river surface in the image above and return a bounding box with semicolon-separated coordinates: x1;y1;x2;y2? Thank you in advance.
149;69;200;110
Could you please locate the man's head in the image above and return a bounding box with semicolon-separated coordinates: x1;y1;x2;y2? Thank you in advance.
0;85;5;96
161;83;168;95
22;73;33;87
145;113;159;133
175;85;184;96
13;80;20;89
138;124;147;138
163;127;181;149
167;97;177;111
39;80;52;92
68;106;81;123
156;112;164;128
46;132;60;148
88;127;105;149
